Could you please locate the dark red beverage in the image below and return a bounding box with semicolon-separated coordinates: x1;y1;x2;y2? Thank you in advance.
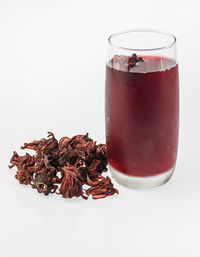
105;55;179;177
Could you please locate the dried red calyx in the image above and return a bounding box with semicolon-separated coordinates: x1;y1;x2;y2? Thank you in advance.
9;132;118;200
128;53;144;71
9;151;36;184
58;165;82;198
86;175;119;199
33;174;58;195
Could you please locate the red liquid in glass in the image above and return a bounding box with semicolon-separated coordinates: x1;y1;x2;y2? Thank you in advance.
105;55;179;177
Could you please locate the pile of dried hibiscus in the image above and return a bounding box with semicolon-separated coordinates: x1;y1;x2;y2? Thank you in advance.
9;132;118;200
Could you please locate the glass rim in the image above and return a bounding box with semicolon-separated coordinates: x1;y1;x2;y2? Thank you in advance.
108;29;177;51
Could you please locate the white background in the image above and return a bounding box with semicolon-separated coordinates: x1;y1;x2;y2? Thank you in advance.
0;0;200;256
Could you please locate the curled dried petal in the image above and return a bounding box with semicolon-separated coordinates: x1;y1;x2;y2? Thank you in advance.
86;175;100;186
9;152;36;169
21;140;40;151
87;159;101;177
58;165;82;198
59;137;71;149
15;165;33;185
86;176;118;199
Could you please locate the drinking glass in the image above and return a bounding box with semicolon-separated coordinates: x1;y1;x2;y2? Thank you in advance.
105;29;179;189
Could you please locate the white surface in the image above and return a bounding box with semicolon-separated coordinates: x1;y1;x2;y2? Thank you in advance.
0;0;200;256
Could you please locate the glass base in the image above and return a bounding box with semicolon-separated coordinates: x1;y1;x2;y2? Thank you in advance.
109;164;174;189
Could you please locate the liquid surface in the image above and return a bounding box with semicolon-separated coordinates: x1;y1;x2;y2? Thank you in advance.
105;55;179;177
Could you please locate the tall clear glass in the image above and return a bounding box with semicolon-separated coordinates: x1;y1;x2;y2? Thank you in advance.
105;29;179;189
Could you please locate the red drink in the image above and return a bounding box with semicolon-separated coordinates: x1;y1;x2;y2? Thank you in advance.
105;55;179;177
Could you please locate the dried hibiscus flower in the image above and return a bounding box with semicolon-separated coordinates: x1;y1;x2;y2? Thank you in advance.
9;132;118;200
86;175;119;199
128;53;144;71
58;165;83;199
